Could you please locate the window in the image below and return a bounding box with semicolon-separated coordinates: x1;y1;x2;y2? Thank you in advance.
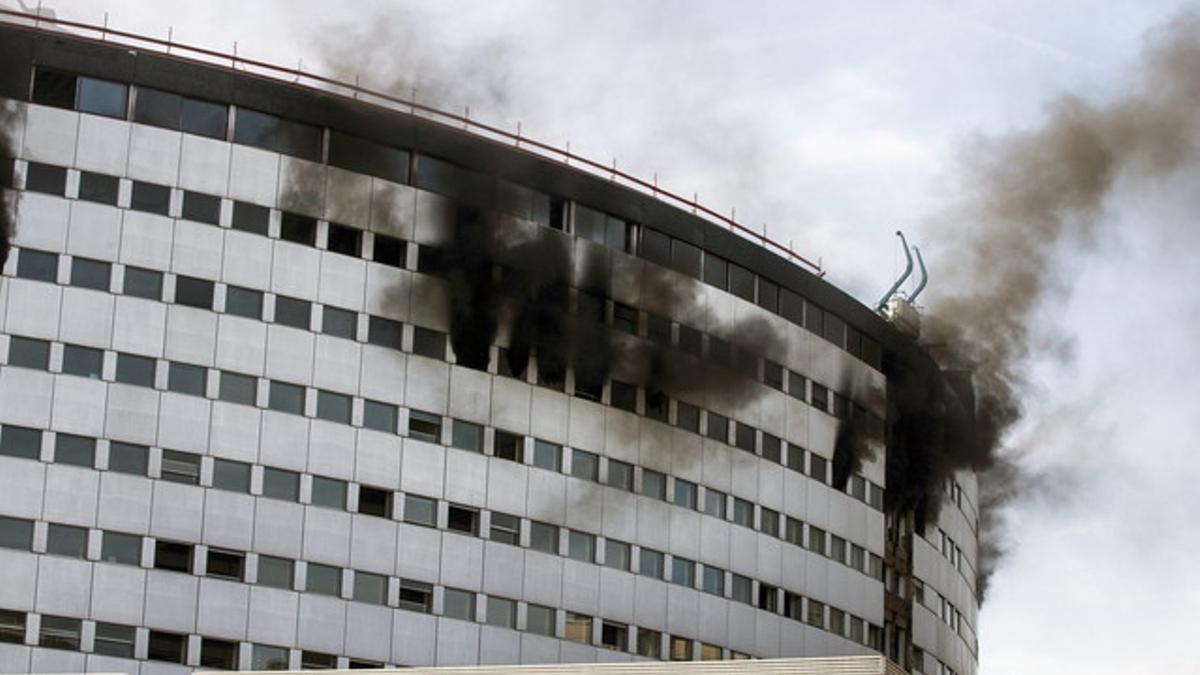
869;553;884;581
571;449;599;481
758;583;779;612
591;621;626;652
306;562;341;596
203;459;247;495
301;651;337;670
274;296;311;330
734;423;756;453
671;556;695;587
130;181;170;216
0;611;22;646
604;539;631;571
70;256;111;291
62;345;103;378
327;223;362;257
262;467;300;501
851;544;866;572
567;530;595;562
353;571;388;605
280;212;317;246
218;371;257;405
780;288;805;324
850;474;868;501
175;275;214;309
489;512;520;545
784;591;803;621
731;574;753;604
637;628;662;659
670;636;693;661
257;555;294;590
252;644;290;671
357;485;391;516
234;107;322;161
788;371;807;401
807;526;827;556
45;523;87;557
703;253;728;288
638;548;664;579
532;439;561;471
207;549;245;581
732;498;754;527
115;353;156;387
398;579;433;613
786;444;805;474
526;604;556;637
93;622;135;658
639;227;671;265
0;516;32;550
470;594;510;629
708;337;731;369
182;190;221;225
25;162;67;195
403;494;437;527
231;201;270;236
809;453;829;484
443;588;476;620
811;382;829;412
830;534;847;563
373;234;405;267
123;266;163;300
761;433;782;463
75;76;128;117
673;479;698;510
645;387;668;422
367;316;403;348
612;304;638;336
729;264;755;302
529;521;558;554
362;400;397;433
412;326;446;359
641;469;667;500
31;69;77;109
147;631;187;664
807;599;826;628
606;459;633;491
565;613;592;644
701;565;724;595
610;380;637;413
408;410;442;443
0;425;41;460
764;360;784;390
830;607;846;636
101;531;142;564
757;277;780;312
54;434;94;467
702;488;726;519
318;306;358;341
39;615;81;650
154;540;192;573
310;476;346;509
446;504;478;534
451;420;484;453
267;381;305;414
785;517;804;546
316;390;352;424
760;507;780;537
108;442;148;475
493;430;522;461
7;337;50;371
705;411;729;442
158;450;199;485
16;249;57;282
200;637;239;669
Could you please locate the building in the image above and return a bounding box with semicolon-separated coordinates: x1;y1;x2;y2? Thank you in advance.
0;12;980;675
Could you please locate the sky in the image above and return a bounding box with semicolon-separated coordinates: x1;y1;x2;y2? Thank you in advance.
18;1;1200;672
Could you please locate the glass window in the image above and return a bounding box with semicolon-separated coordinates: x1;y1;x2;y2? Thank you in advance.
610;380;637;413
133;87;182;128
700;643;722;661
130;181;170;216
641;469;666;500
408;410;442;443
571;449;599;481
329;130;410;185
529;521;558;554
262;467;300;501
154;540;192;573
301;651;337;670
732;498;754;527
784;591;803;620
108;441;148;475
200;637;239;669
25;162;67;195
181;97;228;139
785;517;804;546
326;223;362;257
451;420;484;453
567;530;595;562
234;107;322;161
114;352;155;387
274;296;311;330
257;555;293;589
564;612;592;644
705;411;729;442
671;239;702;278
225;285;263;319
306;562;341;596
45;523;87;558
175;275;214;309
525;604;556;637
398;579;433;614
604;539;631;571
373;233;405;268
403;494;436;527
734;422;756;453
0;611;22;646
762;433;782;462
708;336;731;368
728;263;755;302
268;381;305;414
353;571;388;605
100;531;141;564
412;326;446;359
207;549;244;581
638;228;671;266
830;534;847;563
147;631;187;664
61;345;103;378
757;277;780;312
761;507;780;537
359;486;394;518
486;596;516;629
780;288;805;325
851;544;866;572
367;316;403;348
231;201;270;236
218;371;257;405
786;443;806;473
0;516;33;550
362;400;397;433
731;574;753;604
123;266;163;300
637;628;662;659
54;433;94;467
93;622;135;658
7;336;50;370
809;453;829;484
31;69;77;109
16;249;58;282
701;565;724;595
673;479;697;510
310;476;347;509
212;458;251;493
670;636;693;661
315;390;351;424
638;548;664;579
703;488;725;519
671;556;695;587
443;588;476;620
807;525;827;555
39;615;81;650
807;599;826;628
601;621;628;651
182;190;221;224
493;430;522;461
0;425;41;460
161;449;200;485
251;644;290;671
489;512;520;545
532;439;561;471
77;77;128;118
764;360;785;390
167;362;206;396
322;306;357;339
606;459;633;491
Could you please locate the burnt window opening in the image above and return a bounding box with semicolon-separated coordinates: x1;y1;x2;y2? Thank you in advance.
538;354;567;392
231;201;270;236
577;292;606;323
548;196;567;231
416;244;446;276
446;505;479;536
758;583;779;612
373;234;406;268
154;540;193;573
679;324;704;358
574;367;603;402
358;486;393;518
611;380;638;413
31;69;77;109
326;223;362;257
78;171;119;205
612;303;638;334
130;181;170;216
25;162;67;195
280;211;317;245
707;336;731;368
233;107;322;161
182;191;221;225
645;387;669;422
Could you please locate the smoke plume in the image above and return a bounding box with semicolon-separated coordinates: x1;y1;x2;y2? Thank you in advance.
910;12;1200;598
0;102;16;272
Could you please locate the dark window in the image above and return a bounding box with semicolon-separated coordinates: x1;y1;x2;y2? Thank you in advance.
262;467;300;501
231;201;269;236
161;449;201;485
494;430;522;461
207;549;245;581
403;494;436;527
93;622;135;658
731;574;753;604
451;419;484;453
764;360;784;389
233;107;322;161
638;228;671;266
780;288;805;325
327;223;362;257
0;610;23;645
77;171;120;205
641;468;667;500
0;425;41;460
31;69;77;109
646;314;672;345
147;631;187;664
359;486;393;518
123;266;163;300
367;316;403;348
701;565;724;595
45;523;87;557
54;433;95;467
154;540;192;573
130;181;170;216
328;130;410;184
398;579;434;614
761;507;780;537
732;498;754;527
788;371;807;401
373;234;405;268
305;562;341;595
218;371;257;405
703;253;729;289
280;211;317;245
638;548;664;579
571;449;599;482
486;596;517;629
167;362;206;396
706;411;729;443
703;488;725;519
268;381;305;414
315;390;352;424
762;433;782;463
257;555;293;589
310;476;346;509
39;615;81;650
408;410;442;443
16;249;58;282
70;256;111;291
446;504;479;535
25;162;67;195
637;628;662;659
112;353;154;387
489;512;520;545
108;442;148;475
807;599;826;628
757;278;780;312
77;77;128;118
362;399;397;433
807;525;827;555
823;312;846;347
0;516;33;550
673;479;698;510
416;244;445;276
728;264;755;302
805;302;824;335
182;97;228;139
672;556;695;587
175;275;214;309
100;531;141;564
412;326;446;359
612;303;638;334
708;336;731;368
253;644;291;671
676;401;701;433
528;521;558;554
606;458;634;491
212;458;251;493
200;637;239;669
734;347;758;379
811;384;829;412
605;539;631;571
532;439;561;471
353;571;388;605
809;453;829;484
610;380;637;413
225;285;263;319
785;517;804;546
301;651;337;669
62;345;103;378
274;296;311;330
7;336;50;370
182;190;221;224
645;387;668;422
671;239;703;278
678;324;703;357
133;87;182;129
735;423;756;453
572;204;605;244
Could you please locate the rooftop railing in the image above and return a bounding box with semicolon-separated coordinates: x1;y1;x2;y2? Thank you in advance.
0;7;824;275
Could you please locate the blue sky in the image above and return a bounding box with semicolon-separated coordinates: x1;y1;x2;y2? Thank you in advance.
32;1;1200;672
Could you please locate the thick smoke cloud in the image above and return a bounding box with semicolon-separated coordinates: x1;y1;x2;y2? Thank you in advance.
0;102;16;272
911;12;1200;598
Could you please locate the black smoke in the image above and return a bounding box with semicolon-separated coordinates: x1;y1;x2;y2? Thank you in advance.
0;102;16;272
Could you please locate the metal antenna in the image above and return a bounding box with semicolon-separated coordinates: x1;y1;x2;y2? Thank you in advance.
875;231;914;313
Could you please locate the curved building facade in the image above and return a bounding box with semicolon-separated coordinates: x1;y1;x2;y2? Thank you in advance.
0;16;980;675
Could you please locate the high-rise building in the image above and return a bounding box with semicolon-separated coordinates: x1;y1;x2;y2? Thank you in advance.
0;13;979;675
